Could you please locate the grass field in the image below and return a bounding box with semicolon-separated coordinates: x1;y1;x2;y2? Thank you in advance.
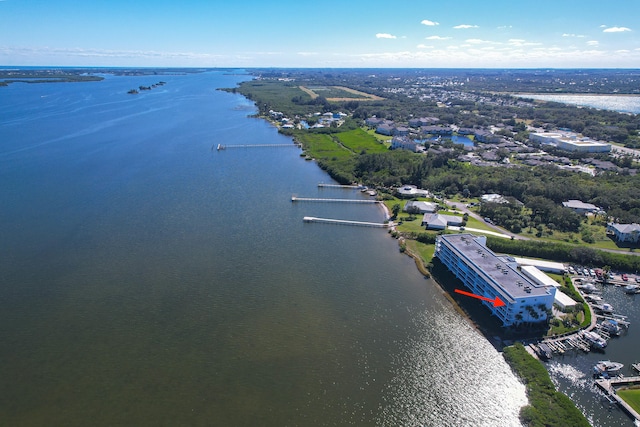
617;388;640;415
300;85;384;101
335;128;388;154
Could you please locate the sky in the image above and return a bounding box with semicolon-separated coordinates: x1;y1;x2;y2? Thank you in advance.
1;0;639;68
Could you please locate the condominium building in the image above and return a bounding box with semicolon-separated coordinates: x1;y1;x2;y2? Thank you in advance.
435;234;556;327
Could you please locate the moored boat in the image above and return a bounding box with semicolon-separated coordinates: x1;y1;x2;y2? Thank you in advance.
624;284;639;294
582;330;607;349
601;319;622;336
593;360;624;378
534;343;553;360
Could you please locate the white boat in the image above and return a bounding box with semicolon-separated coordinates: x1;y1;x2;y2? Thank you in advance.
593;303;614;314
585;294;603;303
593;360;624;378
582;331;607;349
624;284;640;294
578;282;598;293
601;319;622;336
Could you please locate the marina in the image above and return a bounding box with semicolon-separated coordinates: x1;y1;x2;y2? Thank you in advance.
595;376;640;424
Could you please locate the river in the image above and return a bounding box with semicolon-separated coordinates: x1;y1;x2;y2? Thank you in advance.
514;93;640;115
0;70;527;426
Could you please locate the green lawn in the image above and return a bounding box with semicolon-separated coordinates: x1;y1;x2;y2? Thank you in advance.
297;133;352;160
335;128;388;154
617;388;640;415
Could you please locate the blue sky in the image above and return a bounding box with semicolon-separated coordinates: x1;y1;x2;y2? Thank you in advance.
1;0;638;67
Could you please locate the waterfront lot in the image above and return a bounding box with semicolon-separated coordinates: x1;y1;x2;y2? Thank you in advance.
617;389;640;415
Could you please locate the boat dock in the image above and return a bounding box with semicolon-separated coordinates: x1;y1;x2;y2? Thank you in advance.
303;216;390;228
215;143;298;150
292;196;379;204
595;376;640;424
318;183;364;189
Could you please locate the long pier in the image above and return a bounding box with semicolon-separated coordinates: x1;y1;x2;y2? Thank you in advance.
215;143;298;150
292;196;379;204
303;216;390;228
318;183;364;189
595;376;640;423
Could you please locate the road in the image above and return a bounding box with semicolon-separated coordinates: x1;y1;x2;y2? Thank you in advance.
445;200;640;257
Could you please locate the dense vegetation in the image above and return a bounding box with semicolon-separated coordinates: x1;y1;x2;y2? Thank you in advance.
485;236;640;272
239;69;640;147
502;343;591;427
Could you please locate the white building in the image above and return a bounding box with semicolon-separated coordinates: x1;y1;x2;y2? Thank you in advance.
435;234;556;327
396;185;430;198
520;265;578;310
562;200;601;215
607;223;640;243
530;132;610;153
404;200;438;214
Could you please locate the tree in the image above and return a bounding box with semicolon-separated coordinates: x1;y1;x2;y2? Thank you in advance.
391;203;401;218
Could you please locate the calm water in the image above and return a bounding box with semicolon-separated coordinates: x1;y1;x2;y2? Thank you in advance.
515;94;640;114
546;284;640;427
0;71;530;426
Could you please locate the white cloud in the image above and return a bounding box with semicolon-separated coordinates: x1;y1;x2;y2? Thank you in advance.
508;39;542;47
562;33;586;38
497;25;513;30
587;40;599;46
603;26;632;33
425;35;451;40
454;24;478;29
416;44;434;49
466;39;501;45
376;33;397;39
421;19;439;26
297;52;318;56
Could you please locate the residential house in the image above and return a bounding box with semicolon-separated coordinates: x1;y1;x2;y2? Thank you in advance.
391;136;419;152
562;200;601;215
422;213;464;229
404;200;438;214
607;223;640;243
396;185;430;198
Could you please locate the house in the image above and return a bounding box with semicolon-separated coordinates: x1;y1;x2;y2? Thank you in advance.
404;200;438;214
562;200;601;215
376;124;394;136
422;213;464;229
393;126;410;136
474;129;502;143
607;223;640;243
481;193;508;204
396;185;430;198
391;136;419;152
365;117;383;127
409;117;439;127
421;125;453;136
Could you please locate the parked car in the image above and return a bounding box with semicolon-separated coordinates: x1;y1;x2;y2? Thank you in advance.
583;269;590;276
622;274;628;281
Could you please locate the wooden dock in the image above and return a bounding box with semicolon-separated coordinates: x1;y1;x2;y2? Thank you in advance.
318;183;364;189
595;376;640;423
303;216;390;228
215;143;298;150
292;196;379;204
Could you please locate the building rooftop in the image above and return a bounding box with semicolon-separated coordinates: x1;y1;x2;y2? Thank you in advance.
439;234;554;302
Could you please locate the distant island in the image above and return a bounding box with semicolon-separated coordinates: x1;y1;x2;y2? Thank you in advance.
127;81;166;94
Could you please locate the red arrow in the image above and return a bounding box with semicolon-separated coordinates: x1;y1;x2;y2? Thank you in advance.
454;289;505;307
